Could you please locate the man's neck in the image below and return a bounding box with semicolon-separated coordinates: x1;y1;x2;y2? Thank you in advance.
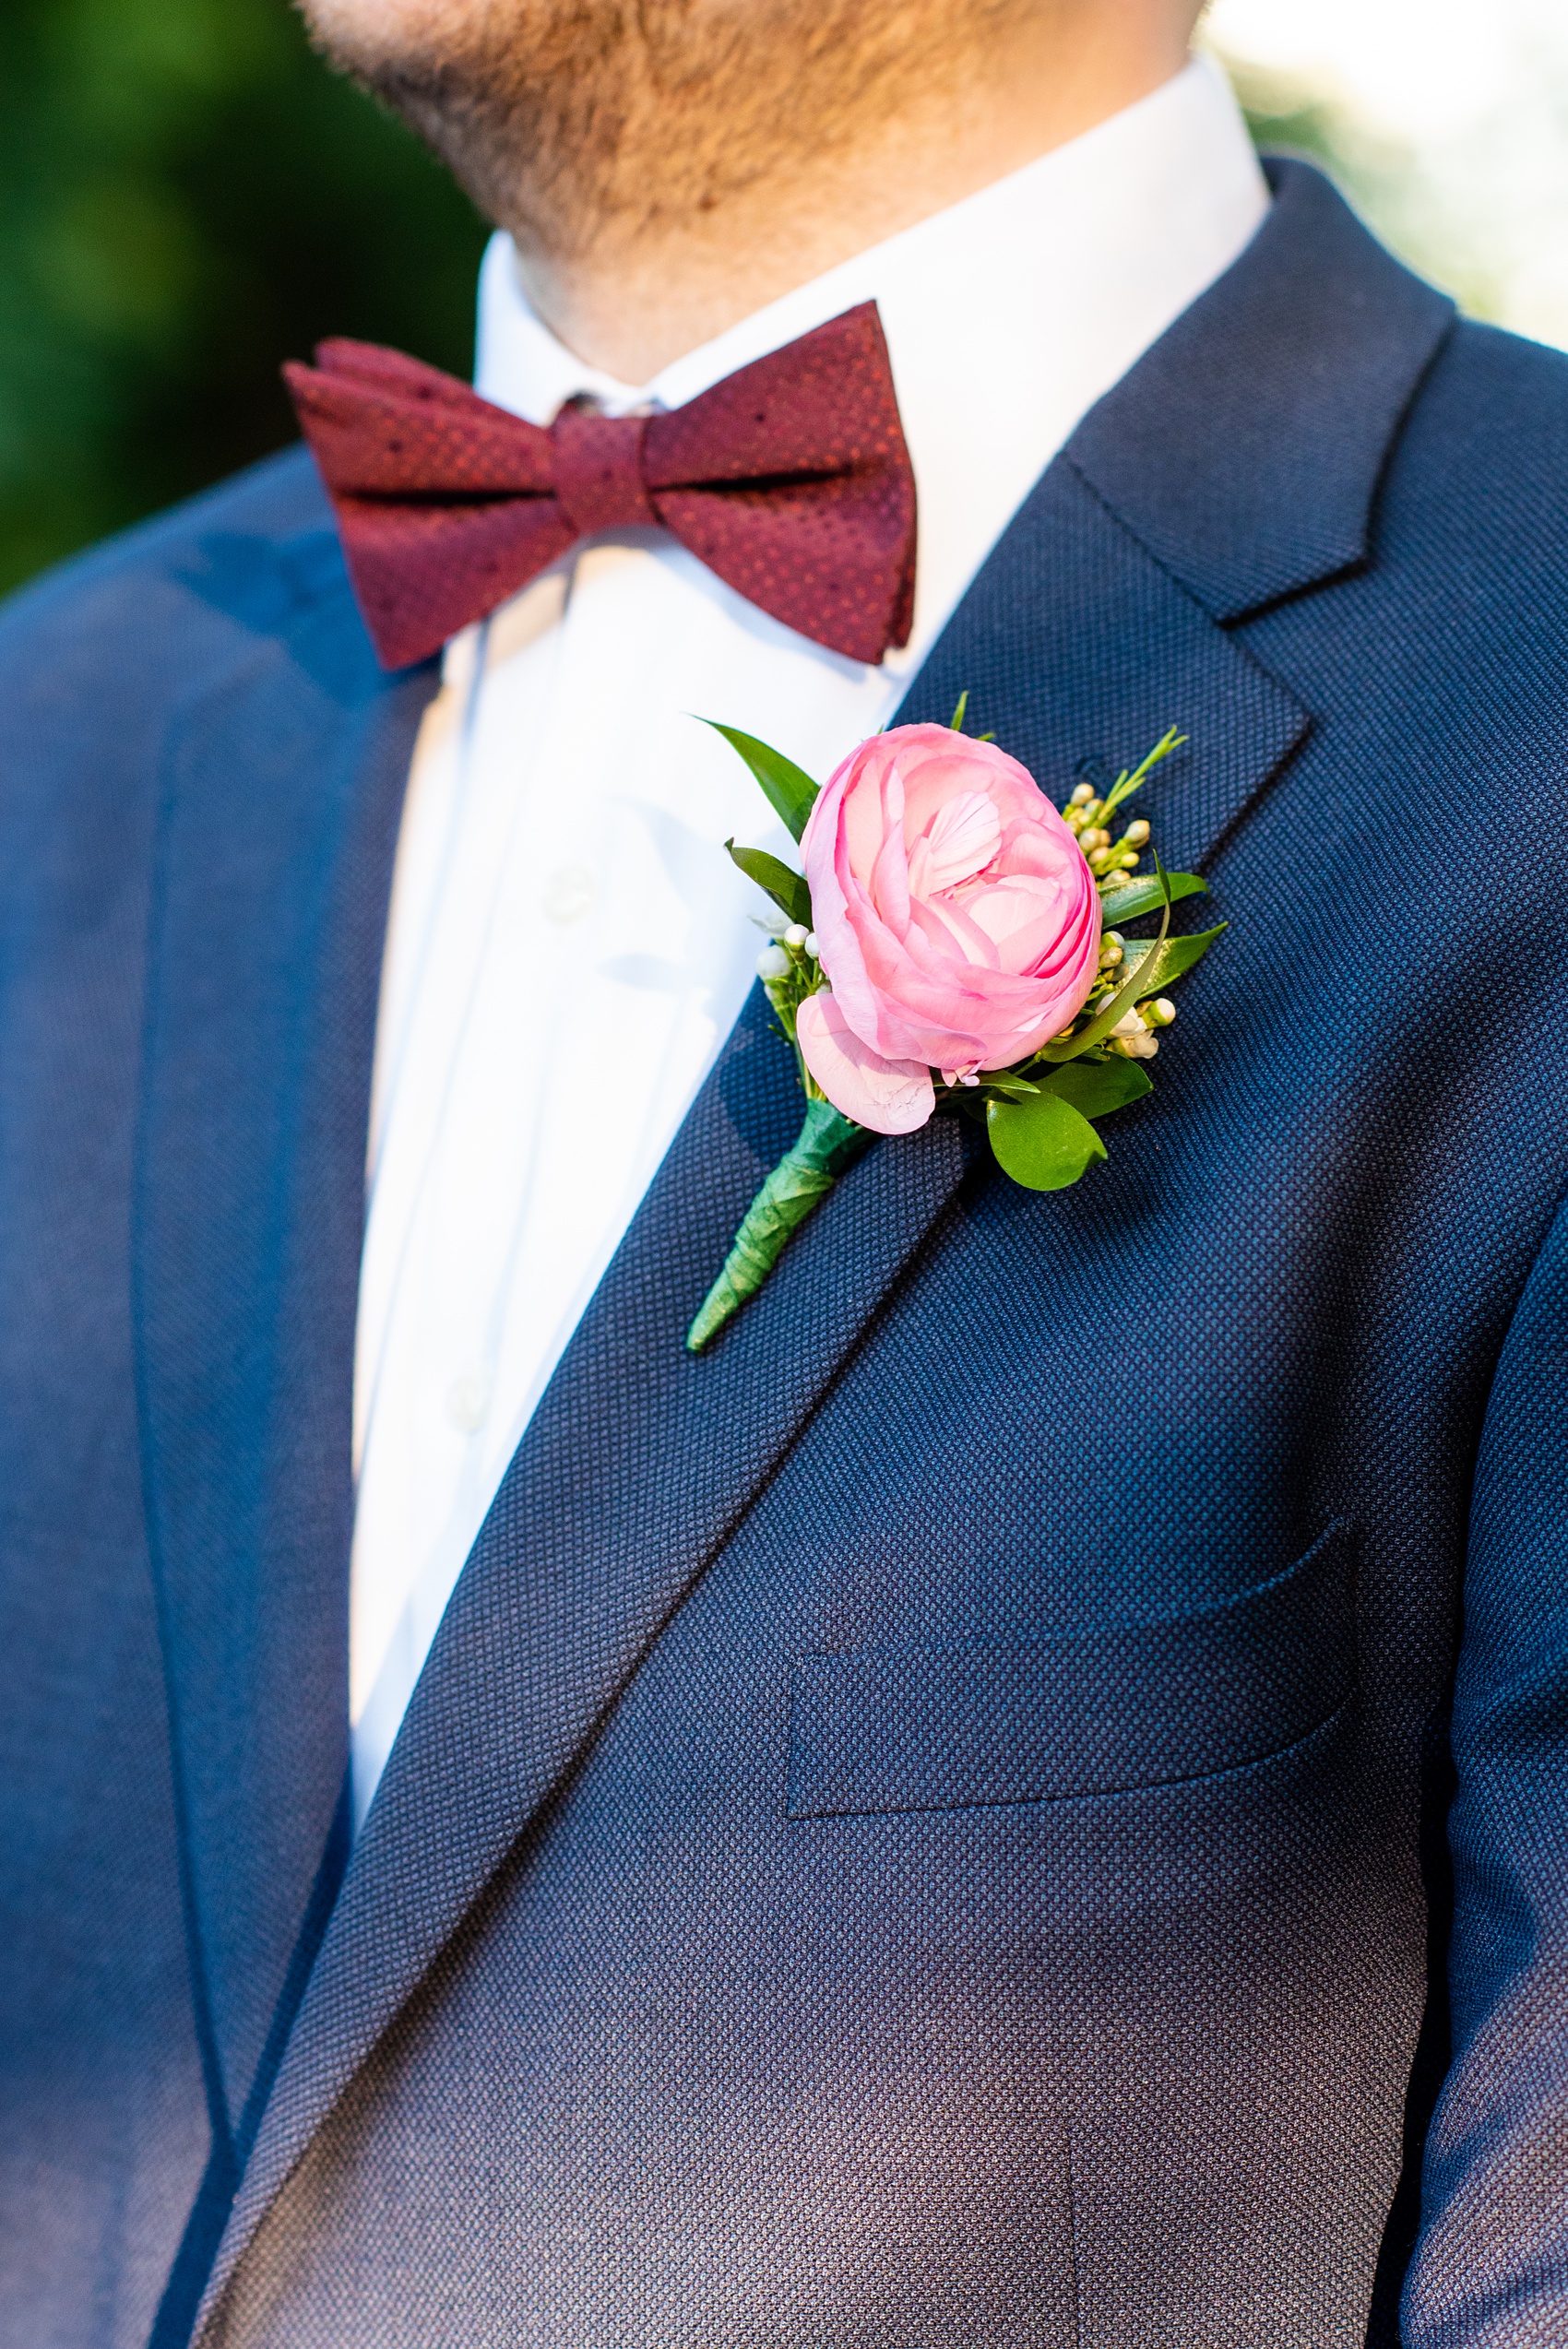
510;22;1199;384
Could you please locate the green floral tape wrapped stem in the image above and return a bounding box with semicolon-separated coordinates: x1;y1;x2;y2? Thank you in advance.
686;1097;872;1352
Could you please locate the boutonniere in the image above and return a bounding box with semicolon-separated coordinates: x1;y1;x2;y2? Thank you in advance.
686;701;1222;1351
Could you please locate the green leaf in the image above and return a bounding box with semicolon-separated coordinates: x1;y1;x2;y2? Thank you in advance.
986;1088;1108;1192
1120;924;1226;996
1039;1058;1152;1118
1098;871;1206;924
1040;857;1175;1063
698;719;820;842
725;839;812;928
949;690;969;731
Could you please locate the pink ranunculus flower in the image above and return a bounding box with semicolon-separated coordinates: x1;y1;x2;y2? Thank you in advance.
796;723;1102;1134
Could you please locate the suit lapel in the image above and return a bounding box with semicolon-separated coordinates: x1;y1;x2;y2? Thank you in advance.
895;158;1452;857
1064;159;1455;627
196;160;1455;2329
892;454;1306;869
196;978;975;2329
136;559;438;2152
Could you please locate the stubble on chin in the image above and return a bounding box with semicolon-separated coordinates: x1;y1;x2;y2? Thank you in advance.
295;0;1049;263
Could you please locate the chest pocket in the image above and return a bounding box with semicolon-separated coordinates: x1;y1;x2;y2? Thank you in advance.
786;1517;1355;1819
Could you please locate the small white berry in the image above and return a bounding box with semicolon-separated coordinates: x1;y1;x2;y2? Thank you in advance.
1109;1008;1159;1059
1124;819;1151;847
803;931;819;958
1109;1026;1159;1061
756;943;790;981
783;922;809;949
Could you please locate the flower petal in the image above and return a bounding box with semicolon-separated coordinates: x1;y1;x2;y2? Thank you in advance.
909;789;1001;895
796;992;934;1136
799;722;1102;1079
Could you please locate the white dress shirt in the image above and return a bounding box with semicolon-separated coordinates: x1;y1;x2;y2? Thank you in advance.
349;53;1269;1826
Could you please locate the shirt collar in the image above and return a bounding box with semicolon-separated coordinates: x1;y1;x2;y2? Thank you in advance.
473;53;1268;657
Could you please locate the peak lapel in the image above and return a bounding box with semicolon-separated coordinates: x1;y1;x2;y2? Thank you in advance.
136;547;437;2146
199;163;1456;2328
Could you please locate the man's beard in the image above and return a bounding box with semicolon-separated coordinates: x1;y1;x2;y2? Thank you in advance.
298;0;1048;267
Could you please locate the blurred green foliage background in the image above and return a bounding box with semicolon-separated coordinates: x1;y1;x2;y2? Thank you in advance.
0;0;486;598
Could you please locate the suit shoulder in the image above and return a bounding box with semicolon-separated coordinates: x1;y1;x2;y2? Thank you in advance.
0;444;339;688
1360;316;1568;686
1259;315;1568;824
0;445;361;870
1399;317;1568;516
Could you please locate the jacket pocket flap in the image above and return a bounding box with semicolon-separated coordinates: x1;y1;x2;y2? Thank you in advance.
787;1519;1355;1819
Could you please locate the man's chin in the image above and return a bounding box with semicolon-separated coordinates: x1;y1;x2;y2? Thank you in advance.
293;0;558;235
293;0;1053;265
295;0;472;70
296;0;634;92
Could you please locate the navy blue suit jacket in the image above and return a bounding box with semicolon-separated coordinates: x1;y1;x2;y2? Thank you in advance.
5;162;1568;2348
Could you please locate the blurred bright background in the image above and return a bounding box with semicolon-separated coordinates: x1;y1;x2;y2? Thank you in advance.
3;0;1568;599
1204;0;1568;347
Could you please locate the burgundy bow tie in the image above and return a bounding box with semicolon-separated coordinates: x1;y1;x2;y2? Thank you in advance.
283;302;917;671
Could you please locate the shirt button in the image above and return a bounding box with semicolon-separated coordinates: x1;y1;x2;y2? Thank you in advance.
542;864;596;923
445;1371;493;1432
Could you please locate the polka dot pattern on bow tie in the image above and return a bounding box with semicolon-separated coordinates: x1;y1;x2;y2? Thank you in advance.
284;303;917;671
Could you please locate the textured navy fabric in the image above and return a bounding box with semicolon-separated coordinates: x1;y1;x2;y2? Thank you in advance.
785;1520;1356;1817
4;160;1568;2346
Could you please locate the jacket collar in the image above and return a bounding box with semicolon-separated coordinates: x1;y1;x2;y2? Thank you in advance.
189;160;1450;2330
1066;157;1454;622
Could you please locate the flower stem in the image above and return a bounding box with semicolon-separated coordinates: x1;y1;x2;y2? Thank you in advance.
685;1098;872;1352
